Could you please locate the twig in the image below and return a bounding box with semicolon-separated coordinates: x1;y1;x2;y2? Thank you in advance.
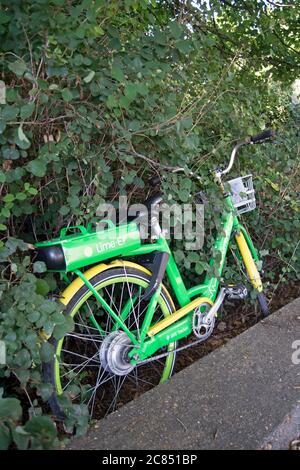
21;24;34;75
176;416;188;431
12;371;36;416
127;147;184;172
8;115;70;125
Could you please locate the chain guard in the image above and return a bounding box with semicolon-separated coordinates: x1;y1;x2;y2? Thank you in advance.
136;302;216;366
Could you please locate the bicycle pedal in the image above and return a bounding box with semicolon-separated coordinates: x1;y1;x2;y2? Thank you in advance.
223;284;248;300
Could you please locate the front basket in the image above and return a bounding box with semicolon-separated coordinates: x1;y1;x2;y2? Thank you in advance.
227;174;256;215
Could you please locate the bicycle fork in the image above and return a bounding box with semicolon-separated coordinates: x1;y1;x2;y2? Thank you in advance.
234;228;263;292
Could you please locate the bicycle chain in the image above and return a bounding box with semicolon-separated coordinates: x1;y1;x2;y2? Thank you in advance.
136;334;210;366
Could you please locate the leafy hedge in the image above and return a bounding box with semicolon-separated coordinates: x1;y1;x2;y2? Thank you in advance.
0;0;299;448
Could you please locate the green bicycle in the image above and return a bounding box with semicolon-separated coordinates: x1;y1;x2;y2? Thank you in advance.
35;129;274;420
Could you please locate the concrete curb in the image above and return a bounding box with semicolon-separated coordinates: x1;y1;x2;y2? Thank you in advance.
67;297;300;450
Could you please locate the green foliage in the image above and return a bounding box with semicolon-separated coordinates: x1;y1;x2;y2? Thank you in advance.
0;0;299;448
0;396;59;450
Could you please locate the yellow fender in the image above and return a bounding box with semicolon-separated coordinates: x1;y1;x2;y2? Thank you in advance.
60;260;168;306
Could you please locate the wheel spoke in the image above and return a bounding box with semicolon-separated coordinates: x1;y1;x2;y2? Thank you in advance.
62;350;101;389
106;374;128;416
61;348;100;364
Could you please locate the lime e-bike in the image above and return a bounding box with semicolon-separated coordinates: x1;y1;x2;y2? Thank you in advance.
36;129;275;419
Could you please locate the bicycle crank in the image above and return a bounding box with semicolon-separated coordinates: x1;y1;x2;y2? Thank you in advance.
192;283;248;339
192;302;215;340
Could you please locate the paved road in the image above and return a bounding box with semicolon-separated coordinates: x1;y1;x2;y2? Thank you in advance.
67;297;300;450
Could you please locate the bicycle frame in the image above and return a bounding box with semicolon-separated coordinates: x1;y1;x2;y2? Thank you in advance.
71;193;262;364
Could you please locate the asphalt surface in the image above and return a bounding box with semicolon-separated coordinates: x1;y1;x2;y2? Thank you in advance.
67;297;300;450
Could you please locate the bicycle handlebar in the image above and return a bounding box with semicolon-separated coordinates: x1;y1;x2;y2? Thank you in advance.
218;129;276;177
250;129;276;143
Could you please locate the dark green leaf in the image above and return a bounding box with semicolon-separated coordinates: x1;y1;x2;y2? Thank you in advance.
0;398;22;421
8;60;27;77
20;103;35;120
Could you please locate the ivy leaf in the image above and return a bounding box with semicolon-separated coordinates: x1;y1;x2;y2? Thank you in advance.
0;12;11;24
2;105;19;121
83;70;95;83
136;83;148;96
23;416;57;450
106;94;118;108
15;349;31;368
3;193;15;203
5;237;28;252
0;121;6;133
0;398;22;421
51;311;66;325
187;252;199;262
15;192;27;201
33;261;47;273
36;383;53;401
169;21;182;39
26;159;47;177
195;261;205;275
174;249;185;263
0;171;5;183
12;426;30;450
18;125;30;144
61;88;73;102
40;342;54;362
119;95;131;109
28;187;38;196
124;83;137;101
178;189;190;202
2;147;20;160
36;279;50;296
8;60;27;77
20;102;35;120
59;205;70;216
260;249;269;257
15;130;31;150
176;40;192;54
52;316;74;340
0;423;11;450
111;65;125;83
27;310;40;324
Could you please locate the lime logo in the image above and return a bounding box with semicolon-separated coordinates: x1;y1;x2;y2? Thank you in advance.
84;246;93;257
96;236;126;254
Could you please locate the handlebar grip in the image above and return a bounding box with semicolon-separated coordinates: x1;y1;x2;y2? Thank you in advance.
250;129;276;143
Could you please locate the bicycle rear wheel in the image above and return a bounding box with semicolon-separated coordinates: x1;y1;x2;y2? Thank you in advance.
43;265;177;420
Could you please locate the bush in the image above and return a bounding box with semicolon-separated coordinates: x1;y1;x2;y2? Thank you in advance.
0;0;299;447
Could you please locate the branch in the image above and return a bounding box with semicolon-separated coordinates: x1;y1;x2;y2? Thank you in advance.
265;0;295;7
127;147;184;172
